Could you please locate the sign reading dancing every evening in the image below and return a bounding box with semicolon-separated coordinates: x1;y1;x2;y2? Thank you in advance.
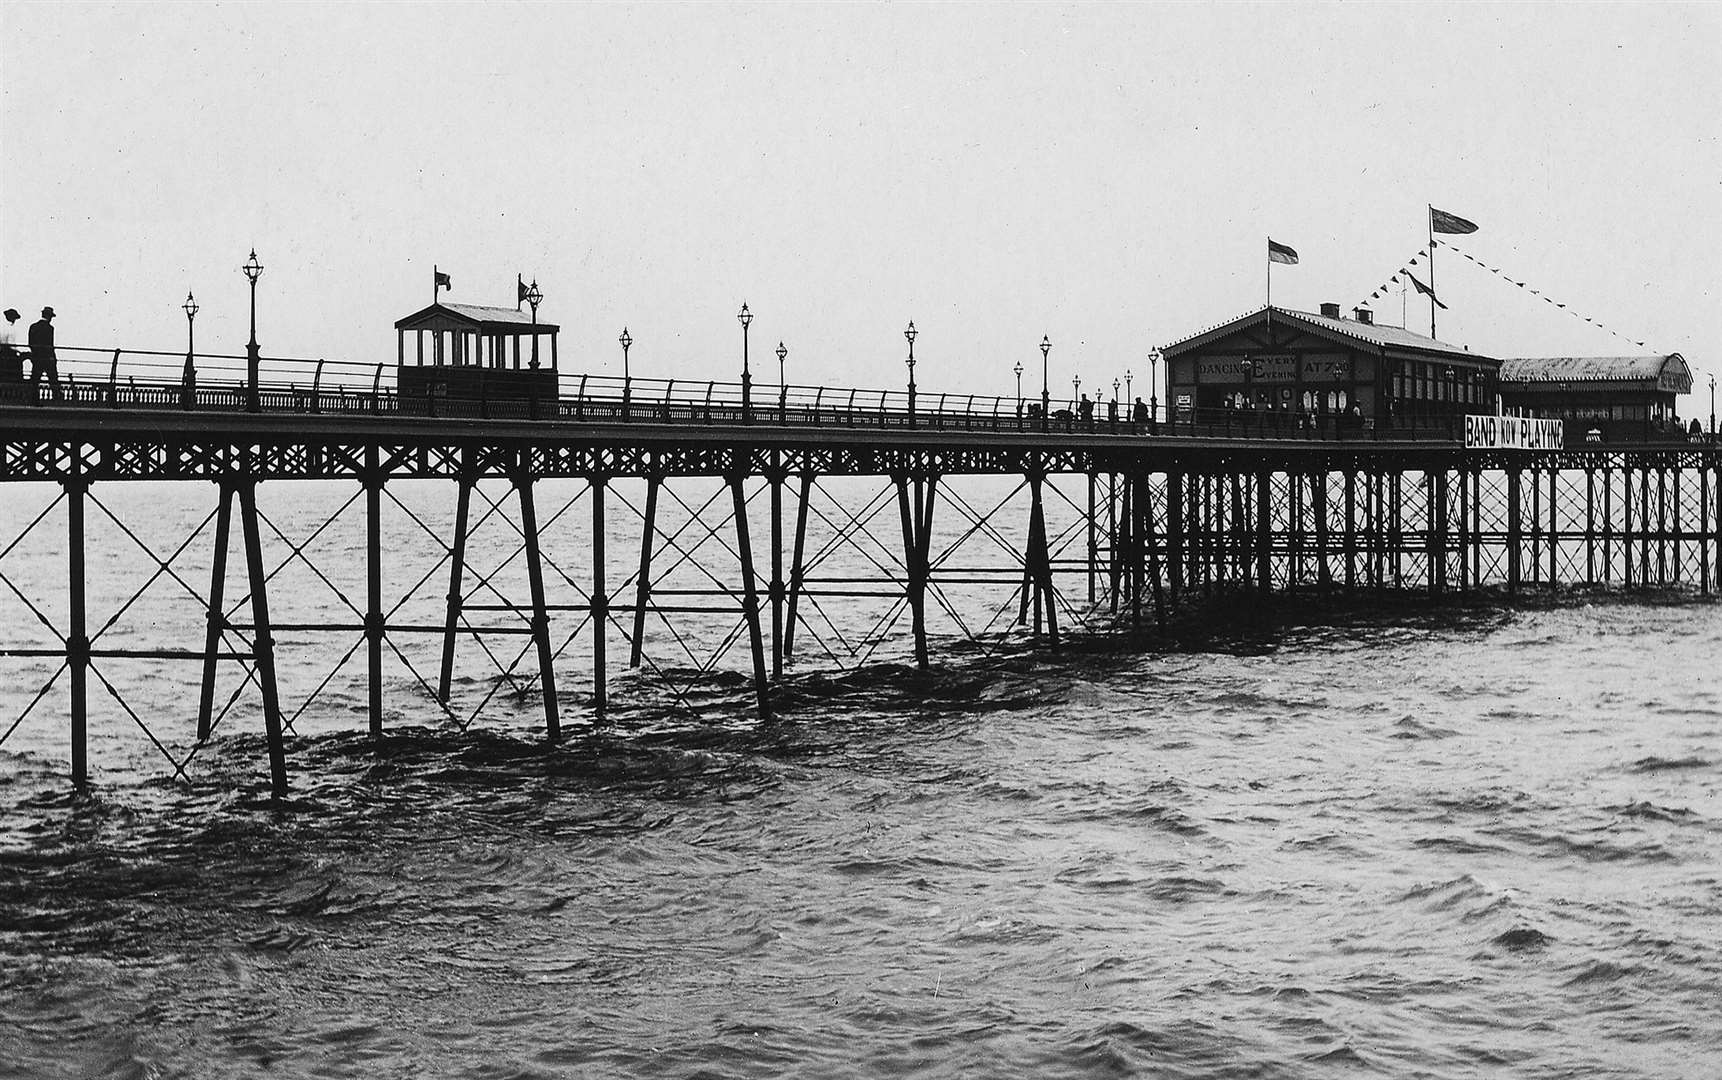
1464;414;1563;450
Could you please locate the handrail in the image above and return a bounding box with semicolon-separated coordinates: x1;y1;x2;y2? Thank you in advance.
23;339;1703;446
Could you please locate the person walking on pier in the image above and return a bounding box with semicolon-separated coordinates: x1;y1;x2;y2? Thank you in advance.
0;308;20;381
29;306;60;401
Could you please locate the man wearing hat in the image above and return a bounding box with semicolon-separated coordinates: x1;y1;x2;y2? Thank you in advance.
0;308;20;381
29;306;60;400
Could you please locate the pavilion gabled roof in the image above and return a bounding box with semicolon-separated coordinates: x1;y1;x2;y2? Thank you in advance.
394;302;559;334
1161;305;1487;363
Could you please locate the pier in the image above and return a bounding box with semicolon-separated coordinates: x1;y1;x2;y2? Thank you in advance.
2;347;1719;797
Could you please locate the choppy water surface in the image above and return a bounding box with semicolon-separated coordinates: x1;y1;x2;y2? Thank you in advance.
3;597;1720;1078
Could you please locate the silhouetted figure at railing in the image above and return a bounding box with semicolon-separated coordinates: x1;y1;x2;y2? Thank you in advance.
29;306;60;402
1078;394;1093;431
0;309;21;381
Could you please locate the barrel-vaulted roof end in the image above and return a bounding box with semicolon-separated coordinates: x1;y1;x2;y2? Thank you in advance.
1498;353;1690;393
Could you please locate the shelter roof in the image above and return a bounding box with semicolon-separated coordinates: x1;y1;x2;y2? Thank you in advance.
394;302;559;334
1497;354;1690;393
1161;306;1485;362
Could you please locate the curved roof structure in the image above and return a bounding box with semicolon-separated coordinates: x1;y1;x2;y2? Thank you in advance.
1497;354;1689;393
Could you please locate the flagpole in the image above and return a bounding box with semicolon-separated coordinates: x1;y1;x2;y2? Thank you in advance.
1265;237;1272;330
1427;205;1437;339
433;265;438;308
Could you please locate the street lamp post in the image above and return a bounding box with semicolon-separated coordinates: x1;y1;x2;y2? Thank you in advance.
1013;359;1023;421
619;327;632;420
904;321;917;427
776;341;788;423
1039;335;1051;432
181;292;199;410
738;303;753;424
1073;374;1082;429
241;249;262;412
1149;351;1160;428
1125;368;1133;403
1710;374;1716;439
524;280;543;369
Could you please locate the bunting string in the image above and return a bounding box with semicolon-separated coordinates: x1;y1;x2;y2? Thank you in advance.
1352;248;1430;317
1433;239;1650;350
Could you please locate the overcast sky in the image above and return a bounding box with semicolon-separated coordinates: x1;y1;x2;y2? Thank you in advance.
3;2;1718;403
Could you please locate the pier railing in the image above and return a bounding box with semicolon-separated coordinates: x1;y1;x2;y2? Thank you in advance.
3;344;1703;445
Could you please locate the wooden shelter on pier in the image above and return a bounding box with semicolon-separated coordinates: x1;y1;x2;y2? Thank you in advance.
395;301;560;403
1161;304;1500;434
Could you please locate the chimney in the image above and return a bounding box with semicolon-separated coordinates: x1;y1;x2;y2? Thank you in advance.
1320;302;1342;319
1353;307;1374;325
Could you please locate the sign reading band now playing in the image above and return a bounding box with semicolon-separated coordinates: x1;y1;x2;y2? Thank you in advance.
1464;414;1564;450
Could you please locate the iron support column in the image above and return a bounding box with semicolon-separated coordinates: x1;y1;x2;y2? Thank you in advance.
1166;469;1184;600
438;458;474;703
237;481;287;797
1255;471;1272;591
1343;470;1358;591
1086;471;1097;604
66;458;88;789
630;473;660;668
771;462;784;678
1506;468;1523;594
729;473;771;718
783;472;813;664
365;446;384;737
592;476;608;717
514;459;560;740
197;481;235;741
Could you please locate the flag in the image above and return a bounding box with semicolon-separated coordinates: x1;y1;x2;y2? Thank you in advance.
435;270;451;291
518;275;531;306
1267;238;1298;265
1430;206;1479;235
1406;271;1447;310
